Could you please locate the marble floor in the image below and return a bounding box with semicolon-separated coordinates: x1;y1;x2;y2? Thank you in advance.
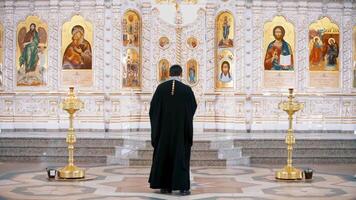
0;162;355;200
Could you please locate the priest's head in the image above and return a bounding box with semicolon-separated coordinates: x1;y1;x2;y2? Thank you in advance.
169;65;182;77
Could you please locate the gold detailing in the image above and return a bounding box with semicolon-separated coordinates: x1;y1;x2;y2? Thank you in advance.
171;80;175;95
275;88;304;180
58;87;85;179
155;0;198;7
176;26;182;65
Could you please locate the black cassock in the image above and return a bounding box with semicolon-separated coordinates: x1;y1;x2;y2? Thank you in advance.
149;79;197;190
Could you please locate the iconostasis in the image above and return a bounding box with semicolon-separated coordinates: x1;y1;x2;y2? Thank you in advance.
0;0;355;131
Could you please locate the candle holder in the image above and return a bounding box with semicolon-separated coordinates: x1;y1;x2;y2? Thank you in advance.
275;88;304;180
58;87;85;179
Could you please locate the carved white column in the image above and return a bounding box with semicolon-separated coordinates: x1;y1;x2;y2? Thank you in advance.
0;5;4;89
342;1;353;93
112;0;121;90
205;1;216;93
251;1;263;93
141;1;152;92
48;0;59;91
243;1;253;131
103;0;113;93
95;0;105;91
235;2;245;93
4;0;14;91
102;0;114;130
296;1;308;92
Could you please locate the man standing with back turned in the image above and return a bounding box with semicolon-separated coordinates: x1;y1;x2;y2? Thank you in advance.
149;64;197;195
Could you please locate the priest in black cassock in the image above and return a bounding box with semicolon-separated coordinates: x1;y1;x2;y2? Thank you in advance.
148;64;197;195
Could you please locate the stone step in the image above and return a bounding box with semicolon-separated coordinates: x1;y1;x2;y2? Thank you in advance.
114;145;244;158
1;137;354;166
0;147;115;156
0;155;107;163
218;148;243;159
250;157;356;165
226;156;251;166
107;156;227;166
241;148;356;157
114;147;220;160
234;139;356;148
0;138;124;147
121;140;217;150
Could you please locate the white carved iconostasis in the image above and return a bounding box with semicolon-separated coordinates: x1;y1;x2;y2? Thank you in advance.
0;0;355;131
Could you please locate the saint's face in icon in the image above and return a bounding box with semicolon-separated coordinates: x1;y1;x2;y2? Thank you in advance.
62;25;92;70
219;61;232;83
222;62;229;74
273;26;285;41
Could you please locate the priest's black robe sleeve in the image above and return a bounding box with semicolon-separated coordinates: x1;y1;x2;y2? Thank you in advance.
149;87;161;148
187;87;197;147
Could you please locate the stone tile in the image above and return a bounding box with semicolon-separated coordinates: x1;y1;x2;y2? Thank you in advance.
0;163;355;200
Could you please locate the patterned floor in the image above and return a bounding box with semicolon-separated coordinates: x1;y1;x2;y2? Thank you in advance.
0;163;355;200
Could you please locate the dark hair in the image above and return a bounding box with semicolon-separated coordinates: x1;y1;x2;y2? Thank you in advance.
169;64;182;76
273;26;285;38
71;25;85;35
30;23;36;28
220;61;231;78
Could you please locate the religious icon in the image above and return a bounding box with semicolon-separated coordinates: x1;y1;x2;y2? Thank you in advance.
309;17;339;71
61;15;93;87
215;11;235;90
216;49;234;88
123;11;140;47
16;16;48;86
309;36;323;66
123;48;140;87
158;37;169;49
325;38;338;69
264;25;294;71
219;61;232;83
186;59;198;85
62;25;92;70
158;59;170;82
187;37;198;49
122;10;141;89
216;12;234;48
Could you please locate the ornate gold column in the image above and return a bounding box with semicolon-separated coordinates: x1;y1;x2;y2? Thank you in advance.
275;88;304;180
58;87;85;179
175;2;183;66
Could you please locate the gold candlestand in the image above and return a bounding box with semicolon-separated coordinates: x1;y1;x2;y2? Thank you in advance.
275;88;304;180
58;87;85;179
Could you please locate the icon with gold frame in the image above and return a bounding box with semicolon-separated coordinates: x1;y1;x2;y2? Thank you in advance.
263;16;295;71
216;11;234;48
123;10;140;47
158;59;170;82
16;16;48;86
309;17;340;72
186;59;198;85
123;48;140;88
158;36;170;49
187;37;198;49
216;50;234;89
122;10;141;89
61;15;93;87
